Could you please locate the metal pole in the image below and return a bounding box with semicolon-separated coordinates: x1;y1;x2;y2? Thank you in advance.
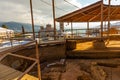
101;0;103;38
30;0;35;40
108;0;111;37
52;0;56;40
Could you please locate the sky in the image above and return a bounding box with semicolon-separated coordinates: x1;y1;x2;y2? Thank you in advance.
0;0;120;29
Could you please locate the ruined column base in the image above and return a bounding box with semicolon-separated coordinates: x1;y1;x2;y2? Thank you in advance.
93;40;106;49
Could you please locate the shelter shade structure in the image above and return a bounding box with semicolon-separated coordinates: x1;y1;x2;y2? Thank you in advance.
56;0;120;38
56;1;120;22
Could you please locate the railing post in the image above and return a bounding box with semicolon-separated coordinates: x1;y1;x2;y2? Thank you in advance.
35;40;41;80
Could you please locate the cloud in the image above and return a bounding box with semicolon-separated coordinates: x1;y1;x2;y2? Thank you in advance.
70;0;82;8
0;1;30;23
0;0;83;26
2;0;119;29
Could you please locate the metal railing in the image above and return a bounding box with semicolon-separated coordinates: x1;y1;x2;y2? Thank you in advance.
0;40;41;80
1;27;119;44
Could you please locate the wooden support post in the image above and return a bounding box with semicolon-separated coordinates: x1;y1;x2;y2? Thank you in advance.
30;0;35;40
87;22;89;37
108;0;111;37
52;0;56;40
35;41;41;80
71;22;73;37
101;0;103;38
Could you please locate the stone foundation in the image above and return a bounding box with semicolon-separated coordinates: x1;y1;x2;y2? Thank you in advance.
93;40;106;49
66;40;76;50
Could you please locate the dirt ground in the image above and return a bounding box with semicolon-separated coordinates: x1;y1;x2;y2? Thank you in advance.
41;40;120;80
75;40;120;51
41;59;120;80
1;40;120;80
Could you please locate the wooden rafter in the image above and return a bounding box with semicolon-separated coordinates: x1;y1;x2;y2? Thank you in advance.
56;1;102;21
88;7;108;22
56;1;120;22
104;7;119;21
70;6;101;21
81;12;86;15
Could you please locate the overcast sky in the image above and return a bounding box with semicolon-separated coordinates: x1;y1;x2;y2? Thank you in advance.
0;0;120;28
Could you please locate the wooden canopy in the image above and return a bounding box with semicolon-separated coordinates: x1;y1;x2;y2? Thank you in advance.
56;1;120;22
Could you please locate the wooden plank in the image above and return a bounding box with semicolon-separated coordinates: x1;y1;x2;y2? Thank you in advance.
1;71;22;80
0;63;22;80
0;63;38;80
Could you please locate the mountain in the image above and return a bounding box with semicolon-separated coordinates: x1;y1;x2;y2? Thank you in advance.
111;22;120;27
0;21;40;32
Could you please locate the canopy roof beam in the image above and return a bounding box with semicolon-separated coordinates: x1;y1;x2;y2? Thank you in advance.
104;7;119;21
70;7;101;21
57;1;102;21
88;8;108;22
56;1;120;22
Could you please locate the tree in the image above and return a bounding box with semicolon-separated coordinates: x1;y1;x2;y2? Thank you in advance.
1;24;8;29
40;26;44;30
21;25;25;34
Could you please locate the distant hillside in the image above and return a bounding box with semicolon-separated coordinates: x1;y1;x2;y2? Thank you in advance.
0;21;40;32
94;22;120;29
111;22;120;27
